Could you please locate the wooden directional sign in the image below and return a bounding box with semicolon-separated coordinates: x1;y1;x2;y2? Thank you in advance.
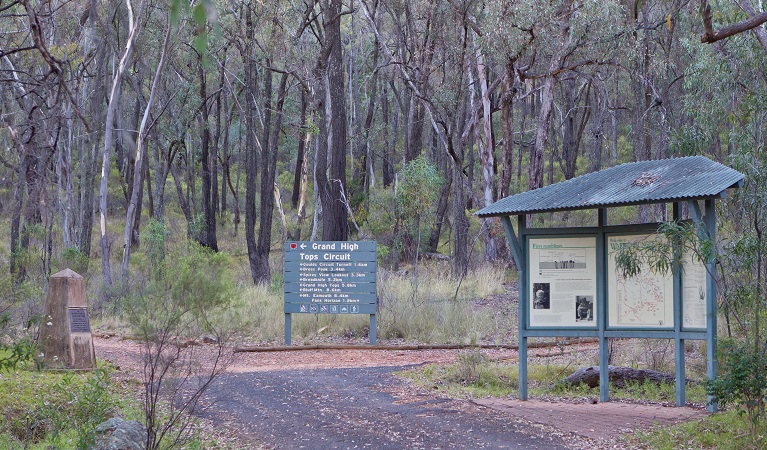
284;241;377;314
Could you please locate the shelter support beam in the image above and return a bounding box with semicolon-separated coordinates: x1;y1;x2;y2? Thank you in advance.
704;199;718;412
673;203;686;406
598;209;609;402
689;199;718;412
503;215;528;400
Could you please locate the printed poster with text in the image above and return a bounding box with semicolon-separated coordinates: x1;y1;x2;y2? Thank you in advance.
528;237;597;328
607;234;674;329
682;249;707;330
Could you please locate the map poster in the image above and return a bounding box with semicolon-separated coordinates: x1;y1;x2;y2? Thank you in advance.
682;249;707;330
528;237;597;328
607;234;674;329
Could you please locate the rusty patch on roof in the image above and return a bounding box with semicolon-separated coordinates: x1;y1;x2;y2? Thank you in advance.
475;156;745;217
631;172;661;187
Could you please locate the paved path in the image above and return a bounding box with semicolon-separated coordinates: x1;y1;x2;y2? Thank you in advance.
473;398;708;442
198;366;574;449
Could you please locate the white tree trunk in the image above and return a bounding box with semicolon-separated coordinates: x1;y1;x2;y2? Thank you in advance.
121;15;174;280
99;0;146;287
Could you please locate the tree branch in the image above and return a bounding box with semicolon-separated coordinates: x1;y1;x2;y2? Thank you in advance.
700;0;767;43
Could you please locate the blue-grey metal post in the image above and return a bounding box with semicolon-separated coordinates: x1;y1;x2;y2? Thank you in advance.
370;314;377;344
519;215;528;401
705;199;718;412
673;203;686;406
285;313;292;345
501;215;527;400
598;208;610;402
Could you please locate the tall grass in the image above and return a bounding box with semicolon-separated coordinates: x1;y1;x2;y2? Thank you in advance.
232;264;508;344
376;264;505;343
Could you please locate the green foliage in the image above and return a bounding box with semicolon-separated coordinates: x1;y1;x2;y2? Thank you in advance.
376;245;390;264
393;155;443;262
143;218;171;277
396;155;442;220
632;408;767;450
0;365;131;449
706;339;767;436
128;240;236;341
59;247;90;275
125;237;237;450
188;214;206;245
0;339;36;373
44;369;114;449
0;274;42;372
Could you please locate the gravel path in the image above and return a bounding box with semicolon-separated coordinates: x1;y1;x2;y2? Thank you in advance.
197;365;572;449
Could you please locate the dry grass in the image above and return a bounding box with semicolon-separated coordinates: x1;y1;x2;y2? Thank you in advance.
227;263;508;344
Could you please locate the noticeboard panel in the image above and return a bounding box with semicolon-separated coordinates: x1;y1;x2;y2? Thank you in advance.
607;234;674;329
528;236;598;328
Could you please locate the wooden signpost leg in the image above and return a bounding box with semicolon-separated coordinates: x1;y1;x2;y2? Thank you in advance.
285;313;292;346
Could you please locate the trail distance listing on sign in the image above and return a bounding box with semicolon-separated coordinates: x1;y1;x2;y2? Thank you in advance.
284;241;377;314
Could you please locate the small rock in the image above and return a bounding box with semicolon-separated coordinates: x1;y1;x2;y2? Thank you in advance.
91;417;147;450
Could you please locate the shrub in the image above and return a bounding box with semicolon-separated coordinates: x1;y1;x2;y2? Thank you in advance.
127;237;238;450
706;338;767;436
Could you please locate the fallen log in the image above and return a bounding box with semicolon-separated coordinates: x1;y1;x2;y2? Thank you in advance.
233;338;598;353
564;365;676;388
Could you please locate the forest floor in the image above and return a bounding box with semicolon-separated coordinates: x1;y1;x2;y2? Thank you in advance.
92;283;708;449
93;334;708;449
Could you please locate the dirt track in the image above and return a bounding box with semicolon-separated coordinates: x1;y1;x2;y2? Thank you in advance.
94;336;586;449
196;365;573;449
97;336;704;449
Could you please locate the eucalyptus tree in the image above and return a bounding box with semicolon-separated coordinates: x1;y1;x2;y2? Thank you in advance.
364;0;475;275
317;0;350;241
98;0;147;286
700;0;767;52
0;0;95;281
252;1;303;284
120;0;188;279
481;0;625;195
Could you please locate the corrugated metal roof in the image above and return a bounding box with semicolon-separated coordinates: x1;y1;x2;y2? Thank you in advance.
476;156;744;217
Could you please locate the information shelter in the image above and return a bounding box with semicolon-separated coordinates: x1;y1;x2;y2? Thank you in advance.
476;156;744;411
283;241;377;345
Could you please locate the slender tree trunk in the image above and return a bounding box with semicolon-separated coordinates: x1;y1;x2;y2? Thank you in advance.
254;72;289;284
220;93;234;218
473;41;497;261
382;80;396;187
244;4;260;283
121;13;172;279
428;170;452;253
499;58;517;200
529;0;574;191
294;128;311;241
590;77;606;172
198;50;218;251
10;152;27;278
352;42;380;205
452;155;469;277
100;0;146;287
292;90;308;208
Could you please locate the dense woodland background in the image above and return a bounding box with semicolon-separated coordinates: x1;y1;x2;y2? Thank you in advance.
1;0;766;297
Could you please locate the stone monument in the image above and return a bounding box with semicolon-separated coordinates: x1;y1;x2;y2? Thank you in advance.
38;268;96;369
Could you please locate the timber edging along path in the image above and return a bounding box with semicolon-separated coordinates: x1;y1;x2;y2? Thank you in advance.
232;338;599;353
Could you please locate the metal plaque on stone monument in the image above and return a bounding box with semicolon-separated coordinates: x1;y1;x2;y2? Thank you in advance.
38;269;96;370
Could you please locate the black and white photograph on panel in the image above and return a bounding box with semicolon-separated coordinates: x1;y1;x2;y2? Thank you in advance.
575;295;594;322
532;283;551;309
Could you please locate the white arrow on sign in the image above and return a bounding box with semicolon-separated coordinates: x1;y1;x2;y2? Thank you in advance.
300;243;307;249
